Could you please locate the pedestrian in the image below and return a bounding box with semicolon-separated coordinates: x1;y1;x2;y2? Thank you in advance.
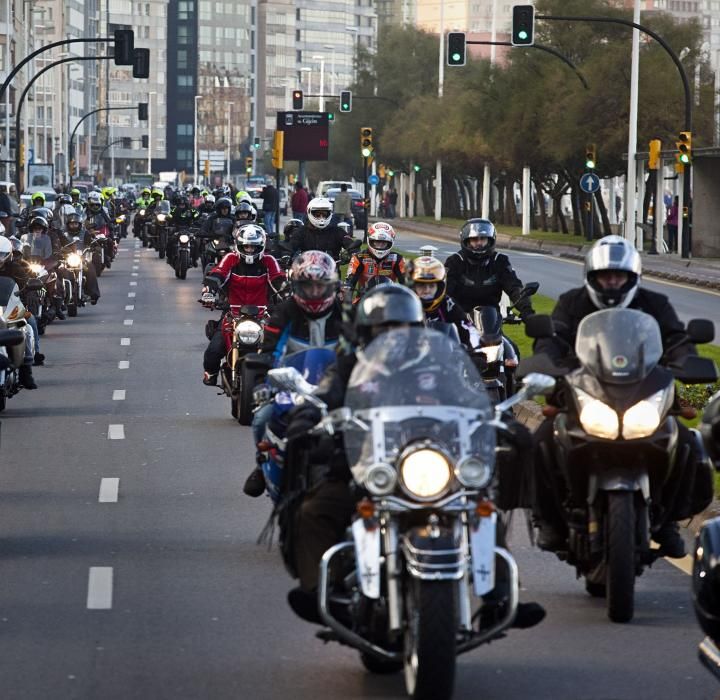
261;181;278;235
389;187;398;218
333;183;353;230
666;195;679;253
291;182;309;221
382;190;391;218
0;185;13;232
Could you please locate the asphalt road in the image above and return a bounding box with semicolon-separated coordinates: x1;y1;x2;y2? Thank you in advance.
0;234;715;699
397;229;720;329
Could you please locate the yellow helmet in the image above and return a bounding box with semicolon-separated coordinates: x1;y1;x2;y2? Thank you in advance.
406;256;447;313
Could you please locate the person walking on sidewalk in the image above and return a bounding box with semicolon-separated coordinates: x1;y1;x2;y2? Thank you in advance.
291;182;309;221
666;196;679;254
332;183;353;230
261;182;278;236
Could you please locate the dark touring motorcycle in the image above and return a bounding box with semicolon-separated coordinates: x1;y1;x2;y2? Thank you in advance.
522;308;717;623
267;327;554;699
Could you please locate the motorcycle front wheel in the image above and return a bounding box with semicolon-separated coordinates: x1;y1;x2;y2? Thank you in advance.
606;491;636;623
176;250;189;280
403;580;456;699
237;362;255;426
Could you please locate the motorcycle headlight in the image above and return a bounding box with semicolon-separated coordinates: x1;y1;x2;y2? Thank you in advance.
116;215;126;223
157;214;167;222
364;463;397;496
399;447;452;500
66;253;82;268
575;387;619;440
179;234;190;244
29;263;44;275
622;387;672;440
456;456;493;488
235;320;263;344
139;209;146;216
479;344;502;363
213;239;220;245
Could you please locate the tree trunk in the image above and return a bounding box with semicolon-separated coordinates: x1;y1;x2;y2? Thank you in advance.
595;189;611;236
495;179;506;225
533;178;547;231
643;171;655;225
570;184;583;236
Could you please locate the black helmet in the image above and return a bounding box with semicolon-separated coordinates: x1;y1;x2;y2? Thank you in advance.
29;215;49;233
283;218;304;241
354;284;424;346
693;516;720;644
235;201;257;223
215;197;232;216
176;196;189;208
66;212;82;233
460;218;497;259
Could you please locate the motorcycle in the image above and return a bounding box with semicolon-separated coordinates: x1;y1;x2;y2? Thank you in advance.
201;295;268;424
135;207;149;242
0;277;33;411
521;308;717;622
168;225;198;280
154;201;172;259
115;213;129;239
200;218;234;273
471;282;539;403
267;327;554;699
23;261;55;333
60;243;87;317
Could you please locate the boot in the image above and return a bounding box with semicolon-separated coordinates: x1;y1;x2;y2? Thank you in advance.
653;521;686;558
54;300;66;321
19;365;37;390
534;518;566;552
203;371;218;386
243;467;266;498
33;352;45;366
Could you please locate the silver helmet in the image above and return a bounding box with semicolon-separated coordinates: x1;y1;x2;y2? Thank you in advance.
584;235;642;309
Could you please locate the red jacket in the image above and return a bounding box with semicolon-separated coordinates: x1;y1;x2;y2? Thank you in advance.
209;253;285;309
291;188;309;213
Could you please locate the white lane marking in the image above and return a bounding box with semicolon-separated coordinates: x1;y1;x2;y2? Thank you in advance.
87;567;113;609
125;305;134;311
129;282;137;286
128;292;136;298
123;319;134;326
120;337;131;346
118;361;130;369
132;265;139;270
98;478;120;503
107;424;125;440
112;390;126;401
131;272;139;277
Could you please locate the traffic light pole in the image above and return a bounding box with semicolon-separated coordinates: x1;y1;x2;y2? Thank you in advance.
363;156;369;243
14;55;113;193
69;105;132;188
536;13;692;256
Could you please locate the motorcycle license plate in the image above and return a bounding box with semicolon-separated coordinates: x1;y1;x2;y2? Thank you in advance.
352;518;381;599
470;512;496;596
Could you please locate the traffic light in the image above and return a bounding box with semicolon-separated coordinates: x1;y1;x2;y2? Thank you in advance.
340;90;352;113
292;90;303;110
253;136;261;150
141;135;149;148
69;159;75;174
677;131;692;165
388;169;395;177
584;143;597;170
132;48;150;79
245;157;253;174
413;164;421;173
19;143;25;167
204;159;211;178
511;5;535;46
122;137;132;149
114;29;134;66
327;112;334;122
360;127;373;158
648;139;662;170
447;32;466;66
138;103;148;121
271;130;284;170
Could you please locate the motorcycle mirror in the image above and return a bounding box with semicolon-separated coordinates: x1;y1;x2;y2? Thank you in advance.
688;319;715;345
524;314;554;339
521;372;556;396
674;355;718;385
0;211;8;218
522;281;540;297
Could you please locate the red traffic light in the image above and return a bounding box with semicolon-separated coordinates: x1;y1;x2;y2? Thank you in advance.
292;90;303;110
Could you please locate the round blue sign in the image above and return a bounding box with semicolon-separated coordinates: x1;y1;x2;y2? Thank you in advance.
368;174;379;186
579;172;600;194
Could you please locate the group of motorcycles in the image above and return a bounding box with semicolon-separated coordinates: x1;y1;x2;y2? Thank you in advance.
0;203;119;411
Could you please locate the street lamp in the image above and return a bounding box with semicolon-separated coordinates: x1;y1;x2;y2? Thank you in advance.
323;44;336;96
312;54;325;112
226;101;234;183
147;90;156;175
193;94;201;185
345;27;359;81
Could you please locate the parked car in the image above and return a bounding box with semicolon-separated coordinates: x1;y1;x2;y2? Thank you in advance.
317;180;355;197
247;184;288;217
325;187;367;229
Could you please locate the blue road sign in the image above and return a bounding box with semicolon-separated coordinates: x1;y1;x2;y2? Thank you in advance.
580;172;600;194
368;174;379;186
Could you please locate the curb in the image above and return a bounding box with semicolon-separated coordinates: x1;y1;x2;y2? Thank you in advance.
395;220;720;293
512;400;720;533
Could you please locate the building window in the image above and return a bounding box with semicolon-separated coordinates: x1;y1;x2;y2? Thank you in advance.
177;124;193;136
177;75;194;87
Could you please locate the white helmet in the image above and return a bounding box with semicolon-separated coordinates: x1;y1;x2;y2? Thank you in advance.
306;197;333;230
233;224;266;264
367;221;395;259
205;193;215;205
584;235;642;309
0;236;12;268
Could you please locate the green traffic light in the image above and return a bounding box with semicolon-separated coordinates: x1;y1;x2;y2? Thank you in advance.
680;153;690;164
413;165;421;172
518;30;528;40
585;159;595;169
451;52;461;62
361;147;372;157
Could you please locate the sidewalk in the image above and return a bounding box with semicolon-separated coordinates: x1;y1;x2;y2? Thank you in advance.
393;218;720;292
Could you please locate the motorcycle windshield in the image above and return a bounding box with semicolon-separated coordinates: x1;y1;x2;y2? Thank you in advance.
473;306;502;344
575;309;663;384
212;219;234;237
279;347;337;384
0;277;16;308
343;327;495;484
157;201;171;214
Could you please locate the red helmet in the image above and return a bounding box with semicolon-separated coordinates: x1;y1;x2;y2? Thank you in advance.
290;250;339;316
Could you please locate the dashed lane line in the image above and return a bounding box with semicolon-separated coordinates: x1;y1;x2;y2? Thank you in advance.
123;319;134;326
118;361;130;369
98;478;120;503
120;338;131;346
128;292;136;298
112;390;126;401
86;567;113;609
107;424;125;440
129;282;137;286
125;305;134;311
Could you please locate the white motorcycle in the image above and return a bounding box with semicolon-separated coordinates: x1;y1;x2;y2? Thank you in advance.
0;277;33;411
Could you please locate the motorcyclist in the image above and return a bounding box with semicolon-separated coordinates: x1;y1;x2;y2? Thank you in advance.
234;201;257;226
282;284;545;629
243;250;344;498
19;192;53;230
65;212;101;303
135;187;152;209
189;186;204;209
289;197;360;260
0;237;39;388
343;221;405;301
70;188;85;213
201;197;234;237
168;196;200;265
530;235;709;557
445;218;535;320
84;191;115;267
405;255;476;346
145;188;165;215
201;224;285;386
198;192;215;215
